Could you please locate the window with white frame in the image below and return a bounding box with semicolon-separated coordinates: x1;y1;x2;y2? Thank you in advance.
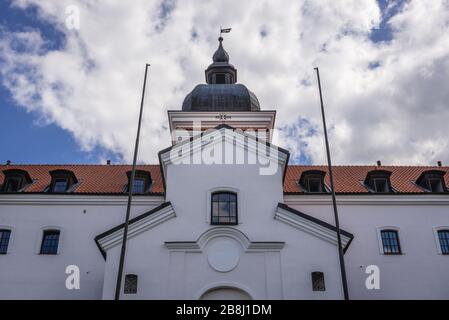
380;229;402;255
437;230;449;255
211;192;238;225
40;230;60;255
0;229;11;254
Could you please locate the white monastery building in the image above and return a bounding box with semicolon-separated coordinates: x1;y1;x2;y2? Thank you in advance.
0;38;448;300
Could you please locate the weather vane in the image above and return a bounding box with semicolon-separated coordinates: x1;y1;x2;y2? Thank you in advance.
220;26;232;37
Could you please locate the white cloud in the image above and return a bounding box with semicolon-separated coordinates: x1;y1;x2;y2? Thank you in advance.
0;0;448;165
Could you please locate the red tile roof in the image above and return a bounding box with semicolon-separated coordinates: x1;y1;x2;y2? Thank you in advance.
284;165;449;194
0;164;448;195
0;165;164;195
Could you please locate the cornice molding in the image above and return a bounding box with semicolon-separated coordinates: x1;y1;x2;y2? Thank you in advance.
168;110;277;145
168;110;276;129
283;194;449;205
0;194;165;206
165;227;285;253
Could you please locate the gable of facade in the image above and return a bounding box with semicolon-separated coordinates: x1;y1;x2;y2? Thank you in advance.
96;199;353;299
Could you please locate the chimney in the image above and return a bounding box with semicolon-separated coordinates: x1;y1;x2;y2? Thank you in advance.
6;160;11;165
376;160;381;166
437;161;442;167
106;160;111;165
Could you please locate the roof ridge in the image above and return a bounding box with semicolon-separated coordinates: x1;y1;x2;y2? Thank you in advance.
287;164;448;168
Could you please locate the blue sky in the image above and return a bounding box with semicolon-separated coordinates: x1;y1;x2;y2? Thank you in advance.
2;0;448;166
0;1;123;164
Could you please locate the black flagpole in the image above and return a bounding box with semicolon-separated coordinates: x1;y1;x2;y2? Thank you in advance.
114;63;151;300
314;67;349;300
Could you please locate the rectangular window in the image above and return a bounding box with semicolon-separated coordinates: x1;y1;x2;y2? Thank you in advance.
211;192;238;225
53;179;68;192
429;178;444;192
311;272;325;291
438;230;449;254
381;230;401;255
124;274;138;294
4;178;21;192
0;230;11;254
374;178;388;192
133;178;145;193
307;178;323;193
215;74;226;84
40;230;60;255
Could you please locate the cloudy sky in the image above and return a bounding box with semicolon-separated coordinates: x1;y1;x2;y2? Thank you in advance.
0;0;448;165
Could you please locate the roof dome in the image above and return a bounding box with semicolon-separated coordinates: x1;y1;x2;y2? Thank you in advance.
212;36;229;62
181;36;261;112
182;84;260;112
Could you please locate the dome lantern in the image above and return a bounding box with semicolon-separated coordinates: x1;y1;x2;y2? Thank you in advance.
181;36;260;112
205;37;237;84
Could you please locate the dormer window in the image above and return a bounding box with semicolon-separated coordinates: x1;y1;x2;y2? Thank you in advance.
373;178;388;192
299;170;327;193
53;179;69;192
364;170;392;193
415;170;447;193
49;170;78;193
126;170;152;194
429;178;444;192
132;178;145;193
2;169;33;193
4;177;21;192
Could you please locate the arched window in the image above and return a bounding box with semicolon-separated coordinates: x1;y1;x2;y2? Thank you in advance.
0;229;11;254
211;192;238;225
40;230;60;255
380;229;401;255
124;274;138;294
438;230;449;255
